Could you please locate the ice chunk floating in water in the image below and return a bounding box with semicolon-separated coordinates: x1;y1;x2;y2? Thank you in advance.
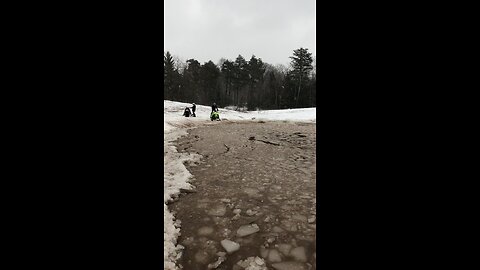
207;204;227;216
290;246;307;262
197;226;214;236
278;244;292;256
220;239;240;254
268;249;282;263
236;256;267;270
236;223;260;237
272;261;307;270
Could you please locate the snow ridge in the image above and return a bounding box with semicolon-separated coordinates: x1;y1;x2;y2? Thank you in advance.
163;123;201;269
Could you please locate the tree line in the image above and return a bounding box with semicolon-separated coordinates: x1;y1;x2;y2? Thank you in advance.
164;48;315;110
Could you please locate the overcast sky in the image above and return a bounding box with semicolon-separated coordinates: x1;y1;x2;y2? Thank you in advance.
164;0;316;66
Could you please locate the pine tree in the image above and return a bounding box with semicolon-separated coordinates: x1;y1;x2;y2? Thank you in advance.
221;60;234;98
184;59;202;102
246;55;266;110
232;55;249;107
164;51;180;100
289;48;313;107
200;61;220;104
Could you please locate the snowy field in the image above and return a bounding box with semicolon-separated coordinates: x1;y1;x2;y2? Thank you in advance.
163;100;316;269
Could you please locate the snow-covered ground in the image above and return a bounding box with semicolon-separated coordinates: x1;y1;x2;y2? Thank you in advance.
163;100;316;269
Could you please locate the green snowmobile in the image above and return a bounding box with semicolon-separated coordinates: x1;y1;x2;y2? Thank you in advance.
210;111;220;121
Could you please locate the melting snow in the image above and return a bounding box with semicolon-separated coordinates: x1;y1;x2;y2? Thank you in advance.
236;256;267;270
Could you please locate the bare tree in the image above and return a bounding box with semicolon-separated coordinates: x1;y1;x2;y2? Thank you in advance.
172;55;186;74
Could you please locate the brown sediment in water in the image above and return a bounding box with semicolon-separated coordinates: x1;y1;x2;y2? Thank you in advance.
169;121;316;270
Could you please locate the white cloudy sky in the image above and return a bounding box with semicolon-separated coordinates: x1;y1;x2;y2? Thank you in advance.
164;0;316;66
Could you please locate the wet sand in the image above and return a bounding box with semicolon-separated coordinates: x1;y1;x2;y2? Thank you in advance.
169;121;316;270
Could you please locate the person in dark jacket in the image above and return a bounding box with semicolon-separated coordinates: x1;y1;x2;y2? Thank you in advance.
191;103;196;117
183;107;191;117
211;102;218;113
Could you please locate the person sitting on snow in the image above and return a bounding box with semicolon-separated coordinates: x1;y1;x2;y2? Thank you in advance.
183;107;191;117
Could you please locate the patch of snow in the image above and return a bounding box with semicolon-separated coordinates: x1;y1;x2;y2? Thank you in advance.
207;254;227;269
236;256;267;270
254;257;265;265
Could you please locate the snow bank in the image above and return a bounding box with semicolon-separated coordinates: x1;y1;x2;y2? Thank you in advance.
249;107;316;122
164;100;316;123
163;119;201;269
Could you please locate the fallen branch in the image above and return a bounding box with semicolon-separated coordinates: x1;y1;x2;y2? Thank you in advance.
179;188;197;194
256;139;281;146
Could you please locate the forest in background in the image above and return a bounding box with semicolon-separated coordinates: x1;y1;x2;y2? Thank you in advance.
164;48;315;110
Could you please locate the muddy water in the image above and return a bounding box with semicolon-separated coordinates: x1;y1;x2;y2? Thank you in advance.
169;121;316;270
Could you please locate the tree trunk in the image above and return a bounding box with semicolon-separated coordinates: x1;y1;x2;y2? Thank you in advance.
309;82;312;107
296;74;303;108
274;86;278;109
236;87;239;108
225;79;228;95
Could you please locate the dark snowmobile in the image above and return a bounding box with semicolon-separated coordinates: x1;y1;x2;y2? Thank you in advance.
183;107;192;117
